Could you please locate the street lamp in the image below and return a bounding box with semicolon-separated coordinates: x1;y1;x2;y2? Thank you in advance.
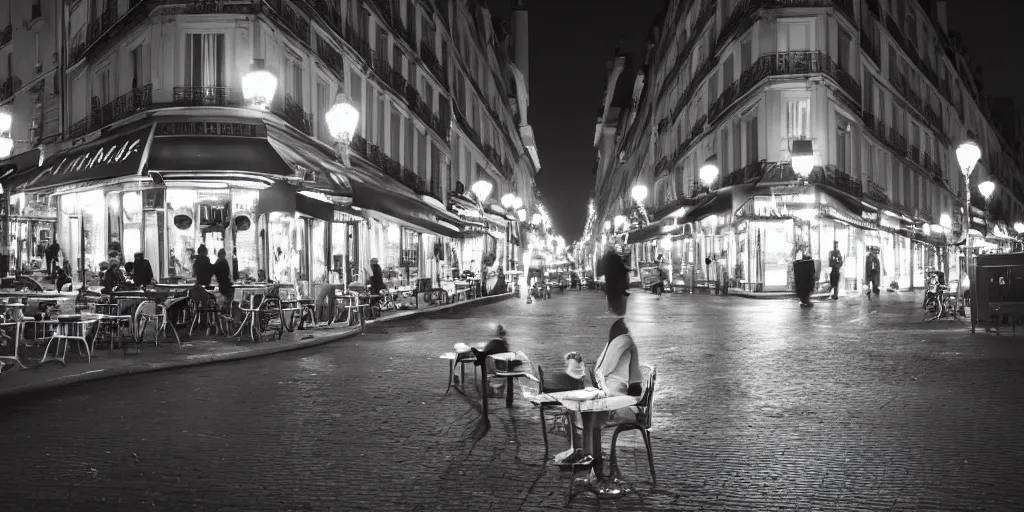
241;68;277;110
979;180;995;200
699;155;719;187
531;212;542;226
940;213;952;230
324;93;360;166
512;197;523;210
956;137;982;323
631;185;648;203
1015;222;1024;233
471;180;493;203
613;215;628;231
603;220;611;231
791;139;815;179
0;111;12;159
501;193;516;209
516;208;527;222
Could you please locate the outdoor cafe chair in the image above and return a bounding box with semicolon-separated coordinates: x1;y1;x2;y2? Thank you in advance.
134;299;181;349
187;285;222;337
39;315;97;365
604;364;658;485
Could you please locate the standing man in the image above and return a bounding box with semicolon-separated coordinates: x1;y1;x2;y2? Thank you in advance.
44;240;60;279
828;241;844;300
865;247;881;300
598;242;630;316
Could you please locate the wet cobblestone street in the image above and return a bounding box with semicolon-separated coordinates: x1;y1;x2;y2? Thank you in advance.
2;289;1023;511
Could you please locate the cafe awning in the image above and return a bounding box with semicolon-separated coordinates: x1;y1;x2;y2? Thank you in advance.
146;119;293;185
0;149;41;187
625;218;680;244
22;124;153;191
256;181;335;222
677;185;756;225
346;157;462;238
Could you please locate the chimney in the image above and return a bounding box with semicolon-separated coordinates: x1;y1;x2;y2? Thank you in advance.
935;0;949;34
512;0;528;94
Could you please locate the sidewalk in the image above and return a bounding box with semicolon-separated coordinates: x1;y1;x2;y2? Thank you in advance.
0;292;513;399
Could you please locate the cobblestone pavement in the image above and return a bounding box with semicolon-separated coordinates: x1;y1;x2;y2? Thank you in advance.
2;289;1024;511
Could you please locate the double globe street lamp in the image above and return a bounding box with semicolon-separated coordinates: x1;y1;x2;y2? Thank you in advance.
955;137;982;322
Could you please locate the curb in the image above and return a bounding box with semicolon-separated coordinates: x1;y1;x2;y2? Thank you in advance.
0;292;513;400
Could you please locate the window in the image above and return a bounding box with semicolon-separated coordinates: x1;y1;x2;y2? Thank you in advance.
404;115;414;168
722;54;735;87
390;110;401;158
783;96;811;149
707;70;719;104
777;20;813;52
130;44;150;89
95;67;112;104
316;80;330;143
31;0;42;20
287;57;303;103
740;38;752;70
184;34;225;88
393;46;404;77
837;117;852;172
376;25;388;56
745;116;758;164
837;28;852;72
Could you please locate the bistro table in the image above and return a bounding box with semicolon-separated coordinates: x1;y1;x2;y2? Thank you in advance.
549;391;640;505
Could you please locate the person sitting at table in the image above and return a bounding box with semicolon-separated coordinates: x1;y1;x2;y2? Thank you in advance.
564;319;643;468
101;259;126;295
453;325;513;386
132;252;155;286
192;245;214;287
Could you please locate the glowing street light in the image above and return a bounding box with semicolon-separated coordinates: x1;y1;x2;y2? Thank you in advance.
939;213;952;229
516;208;527;222
699;156;719;187
957;139;982;177
324;93;360;166
631;185;648;203
512;197;523;210
531;212;542;225
0;111;12;159
978;180;995;200
471;180;493;203
613;215;628;231
955;137;982;323
791;139;815;178
241;69;277;110
1015;222;1024;233
501;193;516;209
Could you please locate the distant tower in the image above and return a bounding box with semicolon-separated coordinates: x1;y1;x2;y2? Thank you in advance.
512;0;529;94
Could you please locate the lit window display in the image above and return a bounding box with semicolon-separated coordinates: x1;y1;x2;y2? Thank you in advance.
122;191;143;258
231;190;258;281
267;212;296;284
308;219;327;289
168;188;198;278
58;190;107;284
400;227;420;283
330;222;357;285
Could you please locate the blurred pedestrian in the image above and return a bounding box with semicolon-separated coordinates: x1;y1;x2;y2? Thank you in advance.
865;248;881;300
598;244;630;316
828;241;844;300
132;252;154;286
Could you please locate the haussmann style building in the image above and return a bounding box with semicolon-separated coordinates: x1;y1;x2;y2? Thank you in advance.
592;0;1024;295
0;0;541;298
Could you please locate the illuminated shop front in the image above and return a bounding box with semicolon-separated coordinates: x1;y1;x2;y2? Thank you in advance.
6;191;58;274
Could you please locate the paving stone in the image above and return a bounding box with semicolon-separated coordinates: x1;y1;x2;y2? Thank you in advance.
1;290;1023;510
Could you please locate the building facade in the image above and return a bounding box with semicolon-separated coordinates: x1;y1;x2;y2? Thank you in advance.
0;0;539;296
594;0;1024;293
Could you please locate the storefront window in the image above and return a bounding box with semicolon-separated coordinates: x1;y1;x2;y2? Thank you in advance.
309;219;327;290
231;190;258;281
167;188;198;278
400;228;420;284
762;219;794;291
268;212;296;284
58;190;107;284
330;222;355;284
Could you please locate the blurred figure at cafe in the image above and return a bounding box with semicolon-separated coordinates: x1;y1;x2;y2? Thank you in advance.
133;252;155;286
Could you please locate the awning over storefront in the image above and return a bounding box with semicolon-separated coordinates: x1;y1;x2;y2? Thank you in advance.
256;181;335;222
0;149;41;187
264;120;353;199
677;185;755;225
147;119;293;185
625;218;679;244
347;157;462;238
22;124;153;191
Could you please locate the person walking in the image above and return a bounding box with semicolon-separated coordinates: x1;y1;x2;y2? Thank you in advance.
865;248;881;300
44;240;60;279
828;241;844;300
598;244;630;316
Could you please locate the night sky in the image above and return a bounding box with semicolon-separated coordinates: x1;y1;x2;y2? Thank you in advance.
489;0;1021;241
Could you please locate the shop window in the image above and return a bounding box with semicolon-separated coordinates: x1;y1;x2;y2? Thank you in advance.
401;228;420;283
268;212;296;284
184;34;225;89
58;190;106;285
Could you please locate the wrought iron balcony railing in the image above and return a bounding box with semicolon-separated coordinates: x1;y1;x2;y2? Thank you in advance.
419;41;447;84
279;94;313;135
0;76;19;102
264;0;311;43
90;84;153;129
172;86;242;107
316;36;346;82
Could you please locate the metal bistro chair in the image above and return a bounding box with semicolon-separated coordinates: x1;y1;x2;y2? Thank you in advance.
235;286;285;343
39;315;96;365
187;285;223;337
606;364;658;485
531;363;596;462
134;299;181;348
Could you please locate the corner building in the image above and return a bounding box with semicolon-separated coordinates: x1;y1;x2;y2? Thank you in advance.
0;0;539;296
594;0;1024;294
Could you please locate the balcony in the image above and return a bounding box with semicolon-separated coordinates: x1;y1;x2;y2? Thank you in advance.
172;86;242;107
68;117;90;139
887;127;908;156
343;23;372;63
90;84;153;130
909;145;920;164
0;76;19;102
866;178;890;204
420;41;447;84
350;133;368;157
865;0;880;18
264;0;311;44
0;25;10;47
364;143;430;196
708;51;860;124
371;53;451;142
279;94;313;135
368;0;415;48
860;30;881;67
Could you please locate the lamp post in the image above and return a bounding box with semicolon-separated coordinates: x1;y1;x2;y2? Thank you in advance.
501;193;516;209
324;93;360;167
241;68;277;110
956;138;982;322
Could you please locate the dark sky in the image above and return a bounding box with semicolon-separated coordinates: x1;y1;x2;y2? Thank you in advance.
486;0;1020;241
488;0;664;240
